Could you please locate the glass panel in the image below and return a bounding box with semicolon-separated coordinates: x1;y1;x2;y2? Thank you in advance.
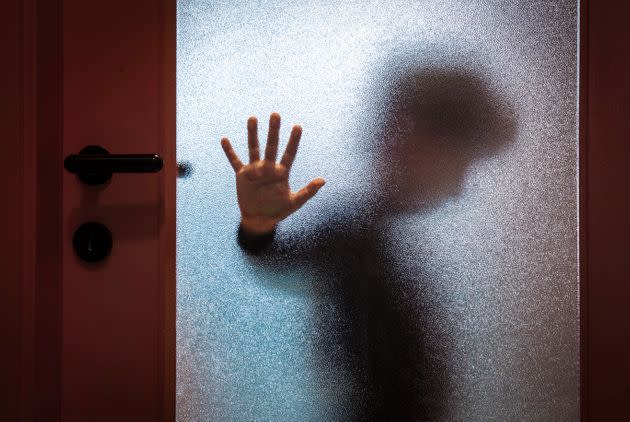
176;1;579;420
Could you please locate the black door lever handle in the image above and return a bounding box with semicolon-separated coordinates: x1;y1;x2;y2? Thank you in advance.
64;145;163;185
64;153;163;173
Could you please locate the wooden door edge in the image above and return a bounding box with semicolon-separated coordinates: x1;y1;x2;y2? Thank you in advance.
578;0;588;419
158;0;177;420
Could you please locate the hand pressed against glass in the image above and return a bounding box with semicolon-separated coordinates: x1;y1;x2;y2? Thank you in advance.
221;112;326;235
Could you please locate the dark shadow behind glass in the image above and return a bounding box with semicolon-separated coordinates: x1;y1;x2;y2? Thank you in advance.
249;60;518;420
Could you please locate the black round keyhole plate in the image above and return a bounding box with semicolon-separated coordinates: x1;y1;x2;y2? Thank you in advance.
73;222;113;263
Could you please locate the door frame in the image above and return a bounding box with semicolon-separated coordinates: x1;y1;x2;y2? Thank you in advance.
2;0;175;420
579;0;630;418
2;0;628;420
2;0;63;419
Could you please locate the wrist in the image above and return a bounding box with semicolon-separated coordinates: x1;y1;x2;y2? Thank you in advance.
240;216;277;235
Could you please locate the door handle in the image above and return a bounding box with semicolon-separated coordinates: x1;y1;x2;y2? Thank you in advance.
64;145;163;185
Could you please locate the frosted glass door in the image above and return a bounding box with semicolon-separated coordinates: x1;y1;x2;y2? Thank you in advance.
176;1;578;420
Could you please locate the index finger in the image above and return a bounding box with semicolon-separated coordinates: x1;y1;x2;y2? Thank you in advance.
279;124;302;171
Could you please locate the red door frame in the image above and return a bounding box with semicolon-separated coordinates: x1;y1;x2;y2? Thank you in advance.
1;0;175;420
1;0;62;419
580;0;630;418
1;0;628;420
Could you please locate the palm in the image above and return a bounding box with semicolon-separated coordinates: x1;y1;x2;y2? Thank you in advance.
221;113;325;233
237;161;292;220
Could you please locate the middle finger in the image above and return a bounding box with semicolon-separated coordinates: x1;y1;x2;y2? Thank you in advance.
264;112;281;162
247;116;260;163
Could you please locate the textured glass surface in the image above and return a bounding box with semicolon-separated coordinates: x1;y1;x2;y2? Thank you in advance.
176;1;578;420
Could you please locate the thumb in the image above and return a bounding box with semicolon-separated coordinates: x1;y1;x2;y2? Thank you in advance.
290;177;326;212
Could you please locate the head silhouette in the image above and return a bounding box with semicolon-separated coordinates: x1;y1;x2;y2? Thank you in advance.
369;64;517;213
